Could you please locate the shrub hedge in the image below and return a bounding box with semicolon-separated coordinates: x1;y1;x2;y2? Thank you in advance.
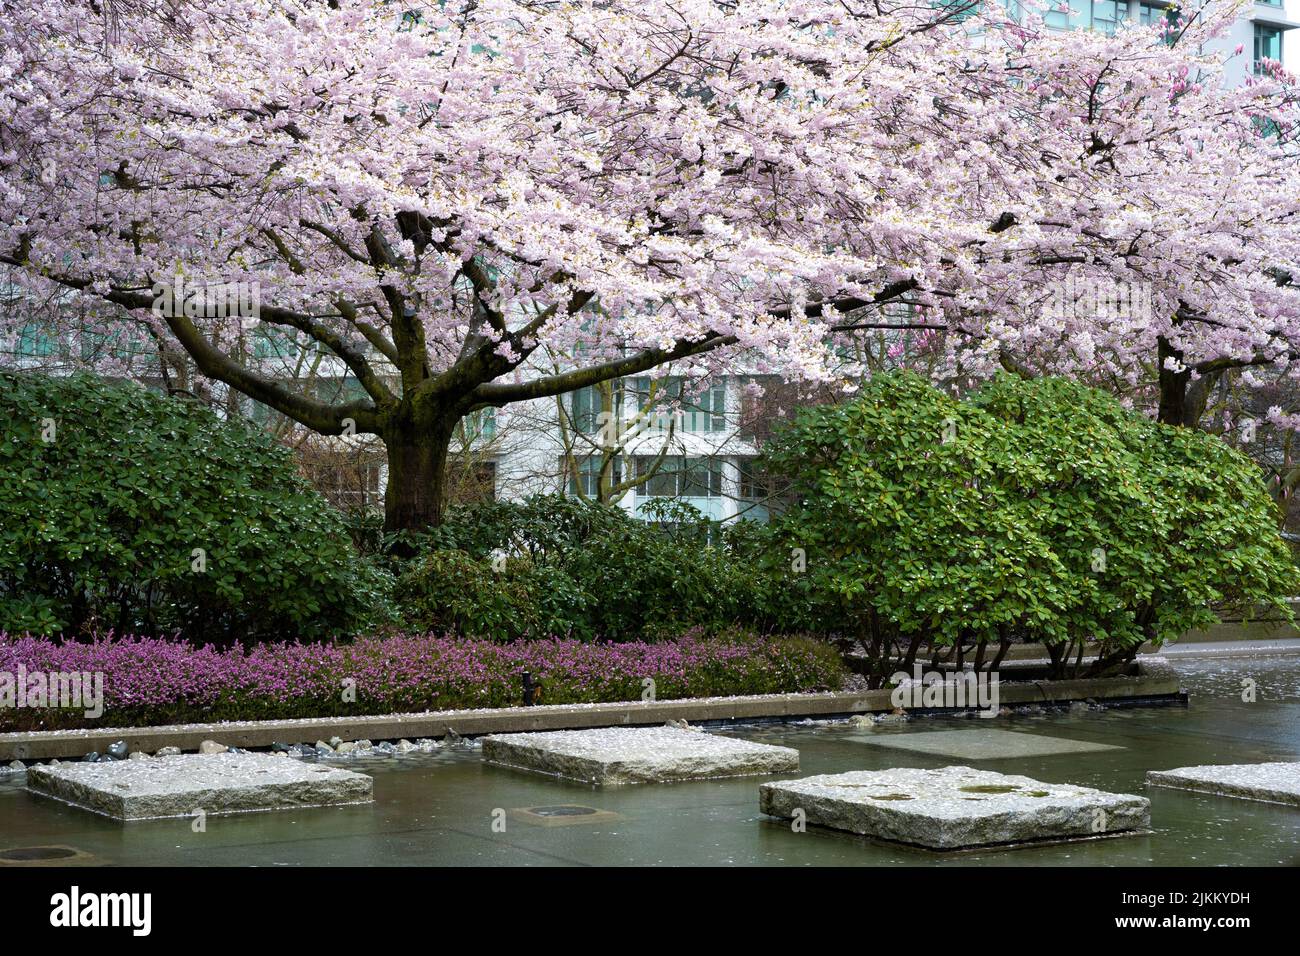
390;373;1298;680
0;372;393;641
760;371;1300;680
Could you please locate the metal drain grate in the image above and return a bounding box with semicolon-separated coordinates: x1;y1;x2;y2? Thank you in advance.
528;805;599;818
509;804;621;827
0;845;81;863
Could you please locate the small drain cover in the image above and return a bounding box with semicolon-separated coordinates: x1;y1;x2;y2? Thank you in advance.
509;804;621;827
529;805;598;818
0;846;79;862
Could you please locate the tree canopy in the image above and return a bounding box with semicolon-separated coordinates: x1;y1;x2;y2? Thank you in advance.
2;1;1298;527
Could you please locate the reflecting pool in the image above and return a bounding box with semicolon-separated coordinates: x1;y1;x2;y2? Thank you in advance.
2;654;1298;866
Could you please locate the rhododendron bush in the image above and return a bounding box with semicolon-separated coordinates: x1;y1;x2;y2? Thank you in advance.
0;370;392;640
758;372;1300;685
4;1;1299;530
0;630;846;731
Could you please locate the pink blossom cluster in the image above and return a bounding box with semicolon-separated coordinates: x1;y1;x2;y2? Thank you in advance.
0;630;844;732
2;2;1297;407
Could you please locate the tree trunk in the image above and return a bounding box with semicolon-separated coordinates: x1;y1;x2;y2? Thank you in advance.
382;416;457;533
1156;336;1192;426
1156;335;1222;428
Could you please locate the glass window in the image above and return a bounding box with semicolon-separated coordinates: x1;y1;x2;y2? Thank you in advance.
17;322;56;357
684;381;726;432
633;377;726;432
682;458;723;497
634;457;722;497
631;376;679;411
1253;114;1282;139
252;325;296;361
313;376;369;405
1047;0;1127;33
933;0;981;20
570;381;624;436
1045;0;1081;30
1139;3;1179;43
635;455;678;497
79;328;146;362
1256;24;1283;71
630;377;674;435
250;399;276;425
738;460;770;501
568;455;620;497
1090;0;1126;34
459;408;496;441
569;384;601;435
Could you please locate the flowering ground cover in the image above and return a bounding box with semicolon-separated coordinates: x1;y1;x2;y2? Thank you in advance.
0;630;845;732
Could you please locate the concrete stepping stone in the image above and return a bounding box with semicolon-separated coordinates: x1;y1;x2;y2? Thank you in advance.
1147;762;1300;807
26;753;373;821
759;766;1149;850
482;726;799;785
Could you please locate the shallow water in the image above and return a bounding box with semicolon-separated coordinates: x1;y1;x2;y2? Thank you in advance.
2;655;1298;866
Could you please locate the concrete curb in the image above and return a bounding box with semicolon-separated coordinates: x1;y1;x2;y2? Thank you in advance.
0;659;1183;761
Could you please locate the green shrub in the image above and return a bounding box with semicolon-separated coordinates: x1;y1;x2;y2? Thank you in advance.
717;519;847;636
393;495;759;640
0;371;393;641
563;520;749;639
513;559;597;640
400;495;632;563
394;548;596;640
761;371;1300;681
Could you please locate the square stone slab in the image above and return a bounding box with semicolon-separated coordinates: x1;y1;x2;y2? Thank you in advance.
851;728;1121;760
482;727;799;785
760;766;1149;850
26;754;373;821
1147;762;1300;807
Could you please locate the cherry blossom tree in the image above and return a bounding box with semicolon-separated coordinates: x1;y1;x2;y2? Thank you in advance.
883;3;1300;429
2;0;1298;530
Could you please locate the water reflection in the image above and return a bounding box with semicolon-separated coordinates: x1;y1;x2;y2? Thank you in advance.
1;655;1298;866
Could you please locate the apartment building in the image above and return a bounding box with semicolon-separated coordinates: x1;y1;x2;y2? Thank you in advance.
1121;0;1300;85
480;373;779;524
952;0;1300;81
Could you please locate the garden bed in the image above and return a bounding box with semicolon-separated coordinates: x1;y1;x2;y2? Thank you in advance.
0;657;1182;761
0;630;845;734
